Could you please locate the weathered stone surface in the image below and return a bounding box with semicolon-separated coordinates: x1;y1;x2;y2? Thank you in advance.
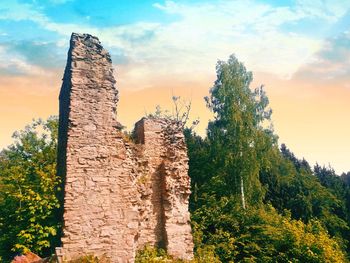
134;118;194;259
57;33;193;262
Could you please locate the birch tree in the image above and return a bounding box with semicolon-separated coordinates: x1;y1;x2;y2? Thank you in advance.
205;54;273;208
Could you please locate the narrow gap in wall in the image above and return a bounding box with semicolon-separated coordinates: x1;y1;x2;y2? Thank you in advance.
154;162;168;250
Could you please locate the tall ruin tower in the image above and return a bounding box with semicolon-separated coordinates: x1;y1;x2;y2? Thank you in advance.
57;33;193;262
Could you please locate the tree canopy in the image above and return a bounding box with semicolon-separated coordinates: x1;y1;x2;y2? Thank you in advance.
186;54;350;262
0;117;61;262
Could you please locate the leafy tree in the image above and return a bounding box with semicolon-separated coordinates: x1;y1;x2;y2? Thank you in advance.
260;145;350;254
0;117;61;261
314;164;350;250
314;164;349;209
341;172;350;186
186;54;349;261
184;129;209;210
204;54;275;208
280;143;312;173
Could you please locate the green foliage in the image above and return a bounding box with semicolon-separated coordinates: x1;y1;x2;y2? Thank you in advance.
186;54;350;262
67;254;110;263
260;144;350;253
0;117;61;261
135;245;182;263
314;164;350;222
341;172;350;186
192;198;347;262
204;54;276;208
135;245;220;263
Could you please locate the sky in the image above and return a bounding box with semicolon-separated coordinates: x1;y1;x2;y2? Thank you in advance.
0;0;349;174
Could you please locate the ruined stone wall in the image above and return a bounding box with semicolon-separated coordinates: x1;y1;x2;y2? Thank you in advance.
134;119;193;259
57;33;193;263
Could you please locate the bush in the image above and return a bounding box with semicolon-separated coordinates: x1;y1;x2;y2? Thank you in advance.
68;254;110;263
192;198;347;262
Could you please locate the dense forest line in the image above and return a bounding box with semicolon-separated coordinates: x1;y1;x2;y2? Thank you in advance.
1;55;350;262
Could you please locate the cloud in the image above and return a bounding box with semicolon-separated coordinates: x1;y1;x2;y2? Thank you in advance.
293;31;350;86
0;48;51;76
107;0;321;78
0;1;46;22
1;0;350;83
9;41;64;68
98;0;349;80
295;0;350;22
0;40;65;76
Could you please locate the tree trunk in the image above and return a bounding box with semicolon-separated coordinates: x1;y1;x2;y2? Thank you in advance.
240;176;246;210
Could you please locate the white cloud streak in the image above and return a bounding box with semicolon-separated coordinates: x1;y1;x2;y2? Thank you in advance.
293;31;350;85
0;0;349;84
0;44;53;75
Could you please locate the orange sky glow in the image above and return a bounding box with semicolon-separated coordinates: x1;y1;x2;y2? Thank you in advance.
1;67;349;174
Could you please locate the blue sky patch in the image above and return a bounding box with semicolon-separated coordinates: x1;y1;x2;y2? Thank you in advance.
0;20;61;42
39;0;179;27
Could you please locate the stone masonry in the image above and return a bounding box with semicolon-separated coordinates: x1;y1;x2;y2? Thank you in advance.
57;33;193;262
